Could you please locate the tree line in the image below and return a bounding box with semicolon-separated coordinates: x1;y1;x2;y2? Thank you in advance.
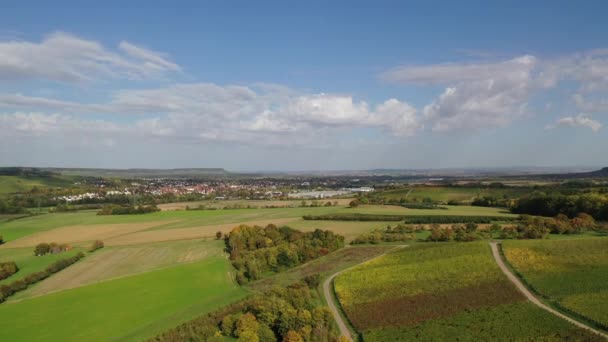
511;192;608;221
97;204;160;215
351;224;420;244
149;281;341;342
226;224;344;284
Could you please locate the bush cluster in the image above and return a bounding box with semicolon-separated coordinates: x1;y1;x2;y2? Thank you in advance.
34;242;71;256
0;262;18;281
226;224;344;284
499;214;596;239
351;224;421;244
89;240;104;253
426;223;488;242
0;252;84;302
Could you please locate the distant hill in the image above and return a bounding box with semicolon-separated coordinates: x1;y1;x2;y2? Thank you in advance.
42;167;229;178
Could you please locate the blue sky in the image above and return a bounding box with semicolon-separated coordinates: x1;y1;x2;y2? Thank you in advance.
0;1;607;170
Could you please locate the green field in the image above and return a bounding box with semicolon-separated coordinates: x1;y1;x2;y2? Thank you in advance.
334;242;599;341
9;239;224;301
0;254;248;341
380;186;531;203
503;238;608;328
0;247;84;286
0;175;74;195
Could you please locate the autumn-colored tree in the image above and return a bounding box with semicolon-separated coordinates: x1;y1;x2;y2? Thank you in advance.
238;330;260;342
282;330;303;342
216;231;223;240
236;313;259;337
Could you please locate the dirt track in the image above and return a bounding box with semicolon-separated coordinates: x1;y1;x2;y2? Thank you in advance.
322;245;406;341
490;242;608;340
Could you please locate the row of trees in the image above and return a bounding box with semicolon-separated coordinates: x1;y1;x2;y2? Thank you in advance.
97;204;160;215
426;223;491;242
351;224;421;244
0;252;84;302
150;282;341;342
226;225;344;284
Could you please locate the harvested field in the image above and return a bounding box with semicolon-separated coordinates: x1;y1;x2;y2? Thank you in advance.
0;221;178;248
11;240;225;300
105;217;299;246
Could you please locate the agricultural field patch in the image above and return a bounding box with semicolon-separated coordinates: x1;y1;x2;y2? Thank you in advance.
351;204;516;217
10;239;225;300
379;186;531;203
0;247;83;286
0;221;178;248
334;242;596;340
503;238;608;328
0;256;248;341
105;217;299;245
0;175;74;195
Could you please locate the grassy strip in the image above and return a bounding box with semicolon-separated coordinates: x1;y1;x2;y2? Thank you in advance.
496;242;608;333
0;252;85;302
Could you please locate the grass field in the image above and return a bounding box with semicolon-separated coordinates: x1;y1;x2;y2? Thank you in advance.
0;252;248;341
503;238;608;328
9;239;224;301
0;247;84;286
380;186;531;203
0;204;514;246
334;242;599;341
0;175;74;195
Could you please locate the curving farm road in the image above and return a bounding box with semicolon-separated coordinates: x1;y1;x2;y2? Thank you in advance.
490;242;608;340
322;245;407;341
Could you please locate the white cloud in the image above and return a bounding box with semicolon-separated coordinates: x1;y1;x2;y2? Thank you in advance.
380;55;537;85
548;113;602;132
0;83;421;146
118;41;181;72
403;56;537;132
0;32;179;82
0;112;123;136
382;50;608;132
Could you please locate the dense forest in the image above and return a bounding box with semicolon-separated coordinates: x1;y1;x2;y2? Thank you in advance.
226;225;344;284
512;193;608;221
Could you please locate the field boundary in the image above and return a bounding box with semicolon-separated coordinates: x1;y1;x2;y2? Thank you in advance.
490;241;608;339
323;245;407;341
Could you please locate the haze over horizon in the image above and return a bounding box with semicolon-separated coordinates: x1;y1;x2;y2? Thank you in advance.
1;1;608;170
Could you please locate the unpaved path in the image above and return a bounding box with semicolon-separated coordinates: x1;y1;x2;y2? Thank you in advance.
490;242;608;340
322;245;407;341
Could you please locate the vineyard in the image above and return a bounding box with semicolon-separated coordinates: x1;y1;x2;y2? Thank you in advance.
503;238;608;329
334;242;601;340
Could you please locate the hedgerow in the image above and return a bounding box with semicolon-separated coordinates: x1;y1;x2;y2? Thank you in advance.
0;252;85;303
